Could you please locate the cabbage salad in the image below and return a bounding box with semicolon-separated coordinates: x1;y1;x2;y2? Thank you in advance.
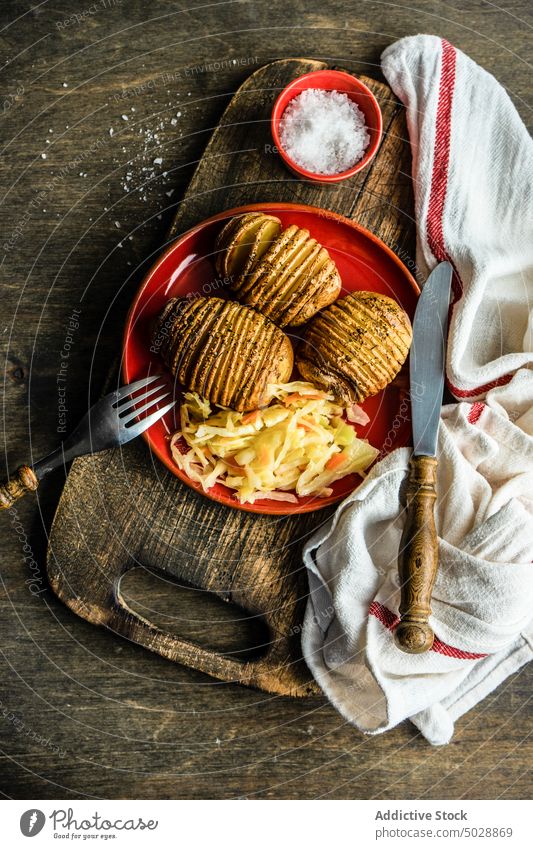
170;381;378;504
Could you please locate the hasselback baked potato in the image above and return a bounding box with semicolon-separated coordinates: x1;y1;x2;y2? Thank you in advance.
215;213;342;328
215;212;282;282
296;291;412;404
153;295;293;412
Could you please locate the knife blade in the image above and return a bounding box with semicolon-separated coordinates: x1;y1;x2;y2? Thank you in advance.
394;261;453;654
410;261;453;457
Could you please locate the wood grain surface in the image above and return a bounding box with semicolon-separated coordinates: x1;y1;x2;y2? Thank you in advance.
1;0;531;801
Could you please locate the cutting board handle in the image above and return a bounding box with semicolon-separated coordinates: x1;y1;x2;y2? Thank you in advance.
109;586;299;695
395;455;438;653
110;595;250;680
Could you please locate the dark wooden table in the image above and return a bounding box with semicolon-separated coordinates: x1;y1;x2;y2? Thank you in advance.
1;0;531;800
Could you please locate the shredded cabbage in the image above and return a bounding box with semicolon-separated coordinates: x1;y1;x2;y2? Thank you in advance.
170;382;378;504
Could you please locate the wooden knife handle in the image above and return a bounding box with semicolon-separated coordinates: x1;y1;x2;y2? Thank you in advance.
394;455;438;654
0;465;39;510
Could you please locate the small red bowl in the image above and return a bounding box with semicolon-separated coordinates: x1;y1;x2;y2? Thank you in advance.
271;69;383;183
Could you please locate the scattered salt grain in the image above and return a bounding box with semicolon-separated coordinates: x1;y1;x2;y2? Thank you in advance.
114;220;120;228
109;128;114;136
41;153;47;159
114;106;183;202
121;114;129;121
279;88;370;176
62;82;68;88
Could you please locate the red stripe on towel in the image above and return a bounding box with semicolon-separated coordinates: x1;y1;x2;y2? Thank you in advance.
467;402;486;424
448;373;513;398
369;601;488;659
426;39;457;265
426;40;514;399
431;635;488;660
369;601;400;630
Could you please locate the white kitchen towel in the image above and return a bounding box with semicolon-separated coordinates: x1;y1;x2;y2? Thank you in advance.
301;35;533;744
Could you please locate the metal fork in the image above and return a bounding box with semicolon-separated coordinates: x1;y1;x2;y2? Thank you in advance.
0;375;175;510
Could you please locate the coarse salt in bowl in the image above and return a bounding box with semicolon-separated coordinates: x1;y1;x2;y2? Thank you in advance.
271;70;383;183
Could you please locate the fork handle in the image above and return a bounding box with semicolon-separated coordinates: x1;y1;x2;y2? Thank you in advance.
0;465;39;510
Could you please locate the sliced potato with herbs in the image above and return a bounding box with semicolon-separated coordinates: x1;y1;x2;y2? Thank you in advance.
296;291;413;404
215;213;342;327
245;216;283;278
230;223;342;328
214;212;281;281
153;295;293;412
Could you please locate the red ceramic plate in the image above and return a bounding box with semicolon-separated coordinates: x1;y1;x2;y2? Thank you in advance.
123;203;419;515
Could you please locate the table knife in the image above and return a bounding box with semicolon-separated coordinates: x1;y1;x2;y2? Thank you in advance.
395;261;453;654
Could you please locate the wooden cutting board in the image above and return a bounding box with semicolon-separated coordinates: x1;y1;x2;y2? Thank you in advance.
46;58;415;697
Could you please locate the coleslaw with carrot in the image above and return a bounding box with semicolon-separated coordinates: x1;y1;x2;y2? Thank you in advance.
170;381;378;504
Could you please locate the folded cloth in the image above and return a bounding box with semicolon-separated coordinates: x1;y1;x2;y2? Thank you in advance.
301;35;533;745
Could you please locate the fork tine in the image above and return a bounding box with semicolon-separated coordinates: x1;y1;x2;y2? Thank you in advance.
116;380;167;410
120;392;171;424
125;401;175;437
113;374;160;402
